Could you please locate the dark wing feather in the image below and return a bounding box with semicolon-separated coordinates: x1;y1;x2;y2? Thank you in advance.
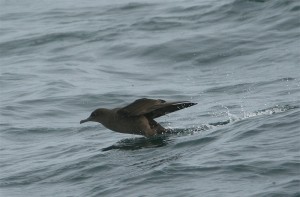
145;101;197;119
118;98;197;119
118;98;166;116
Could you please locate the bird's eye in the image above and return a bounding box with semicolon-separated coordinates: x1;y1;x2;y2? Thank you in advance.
91;112;96;117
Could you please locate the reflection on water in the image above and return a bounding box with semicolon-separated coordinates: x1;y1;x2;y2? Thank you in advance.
102;123;224;152
102;135;171;151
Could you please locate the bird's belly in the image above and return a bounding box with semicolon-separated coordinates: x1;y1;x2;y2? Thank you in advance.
105;116;148;135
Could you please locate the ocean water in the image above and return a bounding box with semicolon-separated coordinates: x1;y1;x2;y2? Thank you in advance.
1;0;300;196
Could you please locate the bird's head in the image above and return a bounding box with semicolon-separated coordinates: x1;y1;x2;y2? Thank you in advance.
80;108;108;124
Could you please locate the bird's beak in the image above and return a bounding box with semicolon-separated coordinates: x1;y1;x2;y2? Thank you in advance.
80;117;91;124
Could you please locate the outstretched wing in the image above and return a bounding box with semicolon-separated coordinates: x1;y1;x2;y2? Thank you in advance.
118;98;197;119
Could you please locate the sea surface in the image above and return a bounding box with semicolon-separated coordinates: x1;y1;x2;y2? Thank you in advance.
1;0;300;196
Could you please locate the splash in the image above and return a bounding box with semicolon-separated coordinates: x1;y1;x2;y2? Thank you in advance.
243;105;297;118
209;104;298;127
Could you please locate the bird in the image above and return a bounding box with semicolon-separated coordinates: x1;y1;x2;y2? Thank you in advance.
80;98;197;137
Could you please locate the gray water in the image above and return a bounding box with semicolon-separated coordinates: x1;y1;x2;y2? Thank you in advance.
1;0;300;196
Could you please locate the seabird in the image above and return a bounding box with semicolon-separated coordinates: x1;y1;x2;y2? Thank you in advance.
80;98;197;137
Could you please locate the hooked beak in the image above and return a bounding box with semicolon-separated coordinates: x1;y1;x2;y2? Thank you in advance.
80;117;91;124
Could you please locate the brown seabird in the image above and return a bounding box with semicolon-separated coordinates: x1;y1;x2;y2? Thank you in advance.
80;98;197;137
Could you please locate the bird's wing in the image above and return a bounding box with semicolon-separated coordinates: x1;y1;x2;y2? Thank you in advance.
118;98;197;119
